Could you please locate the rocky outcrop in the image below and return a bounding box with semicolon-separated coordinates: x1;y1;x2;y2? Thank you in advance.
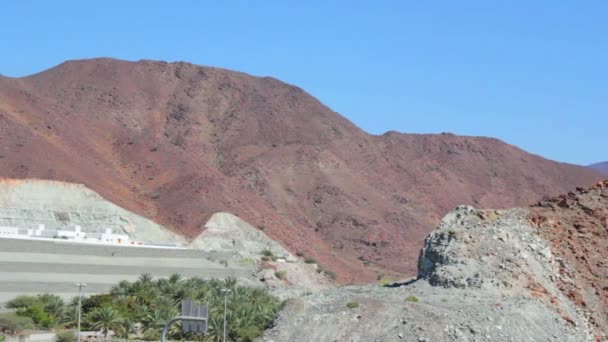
530;180;608;338
190;212;332;298
263;196;607;341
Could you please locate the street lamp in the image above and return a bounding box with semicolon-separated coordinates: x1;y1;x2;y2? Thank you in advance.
74;283;87;342
220;289;231;342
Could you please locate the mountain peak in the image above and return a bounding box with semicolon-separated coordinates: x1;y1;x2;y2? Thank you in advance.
0;58;602;282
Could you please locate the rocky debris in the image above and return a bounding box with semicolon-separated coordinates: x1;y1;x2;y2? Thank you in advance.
0;58;601;282
190;212;332;298
263;203;602;341
189;212;295;261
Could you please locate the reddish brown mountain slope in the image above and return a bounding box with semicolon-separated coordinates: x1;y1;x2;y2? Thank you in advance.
588;161;608;175
529;180;608;335
0;58;602;282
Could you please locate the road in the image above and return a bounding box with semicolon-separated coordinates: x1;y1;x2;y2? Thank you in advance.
0;238;255;303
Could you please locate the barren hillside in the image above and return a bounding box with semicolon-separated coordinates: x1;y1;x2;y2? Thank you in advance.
588;161;608;175
0;58;602;282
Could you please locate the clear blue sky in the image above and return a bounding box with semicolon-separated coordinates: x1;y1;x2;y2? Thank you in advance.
2;1;606;165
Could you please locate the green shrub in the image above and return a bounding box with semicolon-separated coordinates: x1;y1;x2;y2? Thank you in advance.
17;304;53;328
261;249;274;257
378;278;392;287
235;326;263;341
0;313;35;333
304;257;317;264
274;271;287;280
142;330;160;341
346;301;360;309
6;295;39;309
405;295;420;303
55;330;76;342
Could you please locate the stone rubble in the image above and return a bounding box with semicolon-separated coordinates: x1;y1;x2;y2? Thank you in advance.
262;204;600;341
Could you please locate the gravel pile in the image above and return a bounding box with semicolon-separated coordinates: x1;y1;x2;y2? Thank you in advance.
262;206;595;341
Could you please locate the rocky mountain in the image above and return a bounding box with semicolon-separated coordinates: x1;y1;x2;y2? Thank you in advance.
0;58;602;282
263;181;608;341
588;161;608;175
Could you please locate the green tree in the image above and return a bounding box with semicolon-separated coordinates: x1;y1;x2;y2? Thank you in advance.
17;304;53;328
6;296;39;309
87;306;123;338
0;313;35;334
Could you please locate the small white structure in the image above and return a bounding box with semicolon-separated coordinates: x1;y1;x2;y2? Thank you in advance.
0;224;144;246
55;225;86;239
0;226;25;236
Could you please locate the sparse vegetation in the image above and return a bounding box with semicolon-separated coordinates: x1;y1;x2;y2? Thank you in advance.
304;257;317;264
378;278;392;287
55;330;76;342
346;301;360;309
0;313;35;334
325;271;337;281
261;249;274;257
405;295;420;303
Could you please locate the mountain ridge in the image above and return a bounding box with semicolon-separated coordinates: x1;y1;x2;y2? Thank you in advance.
588;161;608;175
0;58;602;282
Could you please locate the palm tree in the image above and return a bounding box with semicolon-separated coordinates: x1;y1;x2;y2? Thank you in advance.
110;280;131;298
168;273;182;285
116;316;136;339
87;306;123;338
43;296;65;324
138;273;154;286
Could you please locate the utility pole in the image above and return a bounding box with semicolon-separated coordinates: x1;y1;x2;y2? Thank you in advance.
74;283;87;342
221;289;231;342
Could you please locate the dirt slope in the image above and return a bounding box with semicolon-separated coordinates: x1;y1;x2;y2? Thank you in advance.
0;58;602;282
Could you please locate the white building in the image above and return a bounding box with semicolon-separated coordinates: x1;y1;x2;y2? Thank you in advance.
0;224;141;246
